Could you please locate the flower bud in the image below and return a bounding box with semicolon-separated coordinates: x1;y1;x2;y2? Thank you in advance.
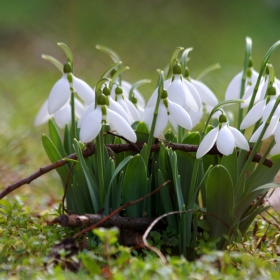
266;85;276;96
161;89;168;99
247;68;252;78
248;57;253;68
184;67;190;78
219;114;227;123
97;94;106;105
115;85;123;95
63;62;72;73
132;96;138;104
103;85;110;96
173;63;182;75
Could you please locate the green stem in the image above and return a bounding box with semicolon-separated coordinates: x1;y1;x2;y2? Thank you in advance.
67;73;77;140
238;37;252;130
96;126;105;204
143;71;164;166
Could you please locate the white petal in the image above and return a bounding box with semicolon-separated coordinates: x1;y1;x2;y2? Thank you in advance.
74;98;85;118
228;127;249;151
107;108;136;142
185;106;203;127
168;100;192;130
54;104;71;128
77;103;95;128
147;79;171;107
79;107;102;143
34;100;51;126
146;88;158;107
216;125;235;156
125;99;140;122
153;102;168;137
196;127;219;158
121;81;146;109
190;79;218;107
262;98;280;122
48;74;70;114
168;115;178;132
183;79;202;110
274;123;280;143
250;116;279;142
270;143;280;155
225;72;242;100
73;76;95;105
240;100;266;129
168;75;199;112
142;107;154;129
108;97;131;124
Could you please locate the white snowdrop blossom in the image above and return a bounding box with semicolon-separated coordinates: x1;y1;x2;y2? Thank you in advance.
142;89;192;137
79;94;136;143
48;63;95;115
111;80;146;109
225;66;258;102
240;84;280;130
35;98;84;128
196;114;249;158
114;85;140;123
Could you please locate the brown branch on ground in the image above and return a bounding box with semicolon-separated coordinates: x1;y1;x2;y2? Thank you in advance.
0;141;273;199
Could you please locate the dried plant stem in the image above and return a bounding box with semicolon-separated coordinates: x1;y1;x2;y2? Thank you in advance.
0;141;273;199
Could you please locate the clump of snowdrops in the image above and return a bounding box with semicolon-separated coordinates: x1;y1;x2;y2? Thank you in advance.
35;38;280;259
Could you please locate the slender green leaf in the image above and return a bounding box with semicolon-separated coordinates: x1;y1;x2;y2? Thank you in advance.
220;149;238;186
42;134;69;182
123;155;148;217
48;120;66;158
246;154;280;193
73;140;100;213
206;165;234;245
158;169;177;229
41;54;63;72
57;42;73;65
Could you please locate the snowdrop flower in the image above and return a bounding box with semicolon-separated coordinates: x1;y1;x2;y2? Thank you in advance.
35;98;84;128
196;114;249;158
111;80;146;109
225;60;259;103
240;85;280;130
48;62;95;115
114;85;140;123
249;116;279;142
142;89;192;137
79;94;136;143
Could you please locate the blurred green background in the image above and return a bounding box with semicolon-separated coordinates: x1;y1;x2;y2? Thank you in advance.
1;0;280;209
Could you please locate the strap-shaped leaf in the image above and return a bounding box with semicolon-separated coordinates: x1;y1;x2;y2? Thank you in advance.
206;165;234;244
123;154;148;217
48;120;66;158
42;134;69;182
73;140;100;213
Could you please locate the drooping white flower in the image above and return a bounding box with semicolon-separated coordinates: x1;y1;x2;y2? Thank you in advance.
114;85;140;123
196;114;249;158
79;94;136;143
35;98;84;128
240;84;280;130
111;80;146;109
225;66;259;101
142;89;192;137
48;63;95;115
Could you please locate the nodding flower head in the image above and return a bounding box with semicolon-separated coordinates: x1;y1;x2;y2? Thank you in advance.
79;94;137;143
196;114;249;158
143;89;192;137
47;62;95;115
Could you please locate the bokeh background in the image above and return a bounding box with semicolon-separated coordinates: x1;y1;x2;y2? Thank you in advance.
1;0;280;210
